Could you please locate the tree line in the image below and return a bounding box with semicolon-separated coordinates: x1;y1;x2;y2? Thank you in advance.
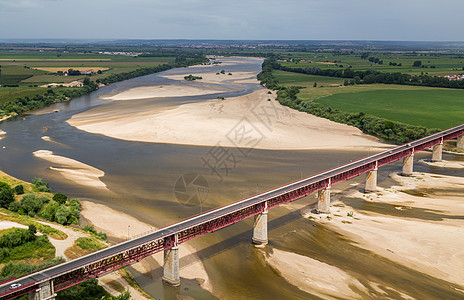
276;63;464;89
258;59;440;144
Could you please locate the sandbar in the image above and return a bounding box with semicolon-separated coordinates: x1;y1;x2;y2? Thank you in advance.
33;150;107;190
102;85;226;101
69;89;385;151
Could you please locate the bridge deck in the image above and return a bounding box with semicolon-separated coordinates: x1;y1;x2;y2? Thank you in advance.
1;124;464;299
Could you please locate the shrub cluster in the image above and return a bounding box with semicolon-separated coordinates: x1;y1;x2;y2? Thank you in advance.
82;225;107;241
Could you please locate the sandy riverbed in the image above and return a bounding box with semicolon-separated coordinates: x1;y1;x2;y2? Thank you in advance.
33;150;108;190
300;170;464;288
80;201;213;294
101;85;226;101
69;89;385;151
160;71;258;84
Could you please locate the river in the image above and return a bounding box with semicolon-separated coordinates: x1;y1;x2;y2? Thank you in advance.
0;57;463;299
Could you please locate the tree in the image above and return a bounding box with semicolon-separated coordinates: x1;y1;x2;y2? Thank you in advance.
20;194;44;216
28;224;37;235
83;77;91;86
14;185;24;195
0;182;11;190
33;177;51;192
313;82;317;87
40;201;59;222
53;192;68;204
344;79;350;86
413;61;422;67
55;205;71;225
0;189;14;208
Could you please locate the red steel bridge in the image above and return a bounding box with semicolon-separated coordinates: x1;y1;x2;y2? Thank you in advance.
1;124;464;299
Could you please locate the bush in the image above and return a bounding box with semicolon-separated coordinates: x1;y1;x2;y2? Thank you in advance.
0;228;35;248
33;178;51;193
8;201;20;212
82;225;107;241
40;201;59;222
20;194;44;216
53;192;68;204
0;188;14;208
0;182;11;190
55;205;71;225
14;185;24;195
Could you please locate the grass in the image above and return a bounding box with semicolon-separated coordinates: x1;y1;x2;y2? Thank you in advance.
65;237;106;260
273;70;464;129
0;209;67;240
2;236;55;263
316;89;464;129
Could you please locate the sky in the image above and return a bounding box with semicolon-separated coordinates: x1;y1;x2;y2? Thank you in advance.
0;0;463;41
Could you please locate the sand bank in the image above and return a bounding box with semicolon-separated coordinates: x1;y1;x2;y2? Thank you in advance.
102;85;225;101
161;71;258;84
80;201;213;293
266;248;367;299
69;89;385;150
304;171;464;287
33;150;107;190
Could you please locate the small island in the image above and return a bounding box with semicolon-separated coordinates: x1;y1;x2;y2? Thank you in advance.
184;74;203;81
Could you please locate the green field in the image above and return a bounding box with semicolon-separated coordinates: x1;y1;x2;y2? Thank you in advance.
0;86;73;104
273;69;464;129
317;89;464;129
279;52;464;76
0;51;173;86
0;51;177;103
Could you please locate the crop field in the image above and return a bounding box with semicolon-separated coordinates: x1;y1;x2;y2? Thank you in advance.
278;52;464;76
316;89;464;129
274;70;464;129
0;50;177;102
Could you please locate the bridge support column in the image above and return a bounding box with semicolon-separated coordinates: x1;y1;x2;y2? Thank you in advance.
364;166;378;193
402;154;414;176
252;205;268;245
28;280;55;300
317;185;331;214
162;242;180;286
457;135;464;149
432;142;443;162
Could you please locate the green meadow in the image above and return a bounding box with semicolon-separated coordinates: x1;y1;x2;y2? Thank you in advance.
279;52;464;76
274;70;464;129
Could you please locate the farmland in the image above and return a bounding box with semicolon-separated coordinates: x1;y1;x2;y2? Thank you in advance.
0;50;184;106
277;52;464;77
273;70;464;129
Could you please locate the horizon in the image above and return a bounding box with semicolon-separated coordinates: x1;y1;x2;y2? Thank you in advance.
1;0;463;42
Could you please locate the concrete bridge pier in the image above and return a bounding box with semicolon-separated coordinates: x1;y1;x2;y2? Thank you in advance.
402;153;414;176
364;166;378;193
432;142;443;162
252;203;268;245
28;280;55;300
162;235;180;286
317;185;331;214
457;135;464;149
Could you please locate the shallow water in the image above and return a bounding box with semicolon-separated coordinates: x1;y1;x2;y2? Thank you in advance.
0;57;463;299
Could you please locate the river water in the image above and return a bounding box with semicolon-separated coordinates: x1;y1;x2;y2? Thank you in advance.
0;57;463;299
